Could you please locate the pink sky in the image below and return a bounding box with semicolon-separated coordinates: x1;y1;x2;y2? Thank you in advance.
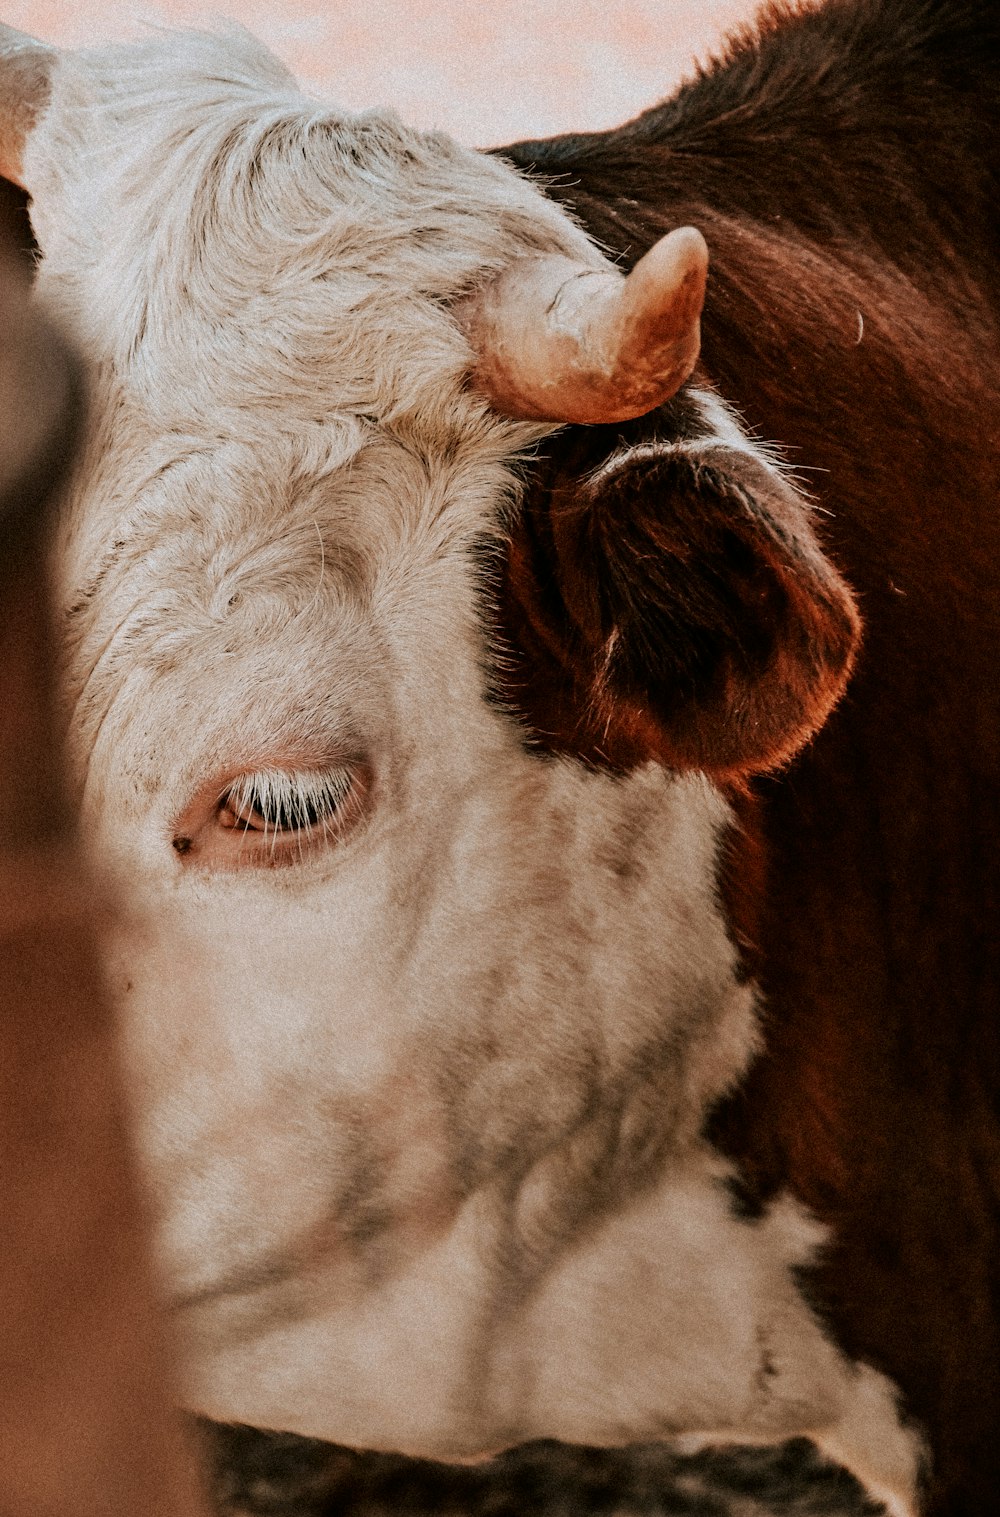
7;0;759;144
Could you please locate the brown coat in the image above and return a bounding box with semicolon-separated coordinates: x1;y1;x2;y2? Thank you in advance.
496;3;1000;1511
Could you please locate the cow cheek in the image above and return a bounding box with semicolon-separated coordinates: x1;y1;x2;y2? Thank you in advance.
99;875;461;1288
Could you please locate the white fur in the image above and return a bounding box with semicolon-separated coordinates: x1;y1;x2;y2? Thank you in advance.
18;26;921;1513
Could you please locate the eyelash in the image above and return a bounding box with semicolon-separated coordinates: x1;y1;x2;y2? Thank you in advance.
219;766;356;837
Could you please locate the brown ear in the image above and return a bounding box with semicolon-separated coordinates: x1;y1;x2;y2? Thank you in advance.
494;407;861;778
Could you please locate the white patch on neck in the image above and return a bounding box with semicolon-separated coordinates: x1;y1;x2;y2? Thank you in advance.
180;1145;922;1517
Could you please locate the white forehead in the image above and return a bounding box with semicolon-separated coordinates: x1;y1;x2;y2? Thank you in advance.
24;25;602;433
60;422;528;806
23;26;611;769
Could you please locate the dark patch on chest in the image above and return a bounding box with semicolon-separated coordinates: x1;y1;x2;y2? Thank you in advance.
201;1421;884;1516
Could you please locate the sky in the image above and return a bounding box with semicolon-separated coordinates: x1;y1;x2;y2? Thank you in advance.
7;0;761;145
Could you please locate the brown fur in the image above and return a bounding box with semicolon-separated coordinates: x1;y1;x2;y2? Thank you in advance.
496;407;860;776
494;2;1000;1512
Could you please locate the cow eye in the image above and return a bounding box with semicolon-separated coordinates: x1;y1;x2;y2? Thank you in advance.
172;762;369;868
218;767;355;837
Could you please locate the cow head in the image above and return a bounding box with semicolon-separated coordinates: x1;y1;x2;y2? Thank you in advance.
1;23;903;1491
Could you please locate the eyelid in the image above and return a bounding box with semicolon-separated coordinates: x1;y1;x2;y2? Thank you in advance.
219;766;355;834
172;756;372;868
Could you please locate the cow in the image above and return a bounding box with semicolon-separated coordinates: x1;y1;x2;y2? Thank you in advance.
0;2;996;1514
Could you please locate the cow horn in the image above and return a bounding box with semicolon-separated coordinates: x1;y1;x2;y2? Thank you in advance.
460;226;708;424
0;25;56;190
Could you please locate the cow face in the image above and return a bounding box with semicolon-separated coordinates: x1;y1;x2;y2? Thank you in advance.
4;27;923;1505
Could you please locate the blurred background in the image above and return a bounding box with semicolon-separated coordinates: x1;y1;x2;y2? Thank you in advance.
6;0;759;145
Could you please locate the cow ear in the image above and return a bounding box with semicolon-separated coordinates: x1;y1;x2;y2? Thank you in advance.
496;398;861;778
0;26;56;191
